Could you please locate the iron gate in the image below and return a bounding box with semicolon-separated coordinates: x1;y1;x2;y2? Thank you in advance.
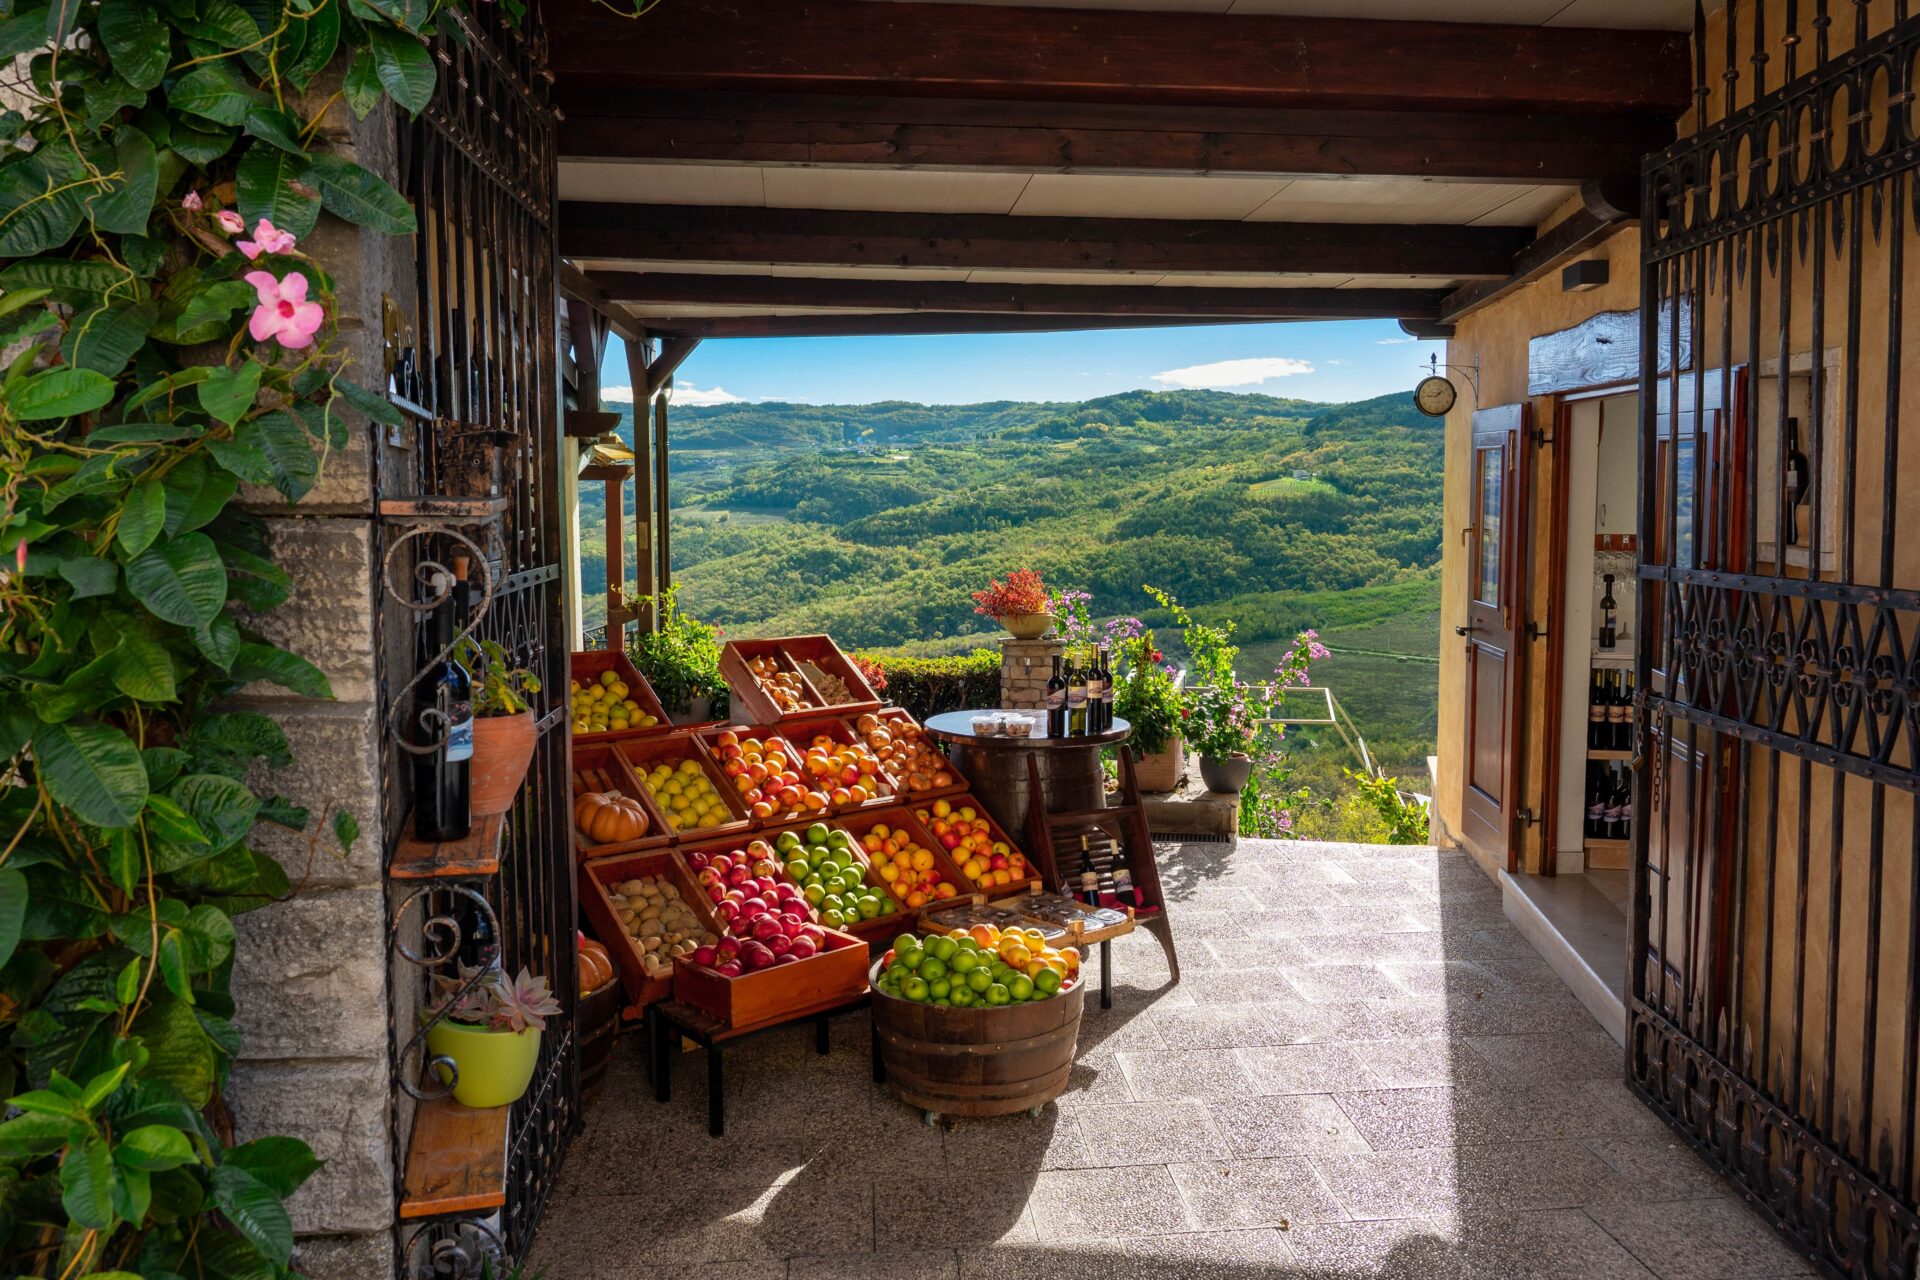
381;5;574;1272
1635;3;1920;1274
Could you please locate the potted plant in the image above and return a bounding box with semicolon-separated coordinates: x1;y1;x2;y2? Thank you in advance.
1106;618;1185;792
971;569;1053;640
630;586;729;722
425;964;562;1108
456;636;543;817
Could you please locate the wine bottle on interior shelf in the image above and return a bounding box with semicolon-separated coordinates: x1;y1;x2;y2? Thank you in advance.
1067;656;1088;735
1083;647;1106;734
1784;417;1808;544
1607;765;1632;840
412;567;473;842
1614;672;1634;752
1046;655;1068;737
1598;573;1618;650
1585;765;1607;839
1588;670;1607;750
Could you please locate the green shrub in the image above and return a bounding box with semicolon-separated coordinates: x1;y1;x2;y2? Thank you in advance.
856;649;1001;722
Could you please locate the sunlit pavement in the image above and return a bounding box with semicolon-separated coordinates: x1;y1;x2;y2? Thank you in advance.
529;840;1811;1280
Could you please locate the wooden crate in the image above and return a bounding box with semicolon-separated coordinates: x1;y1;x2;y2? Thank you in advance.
571;743;670;860
569;650;671;745
579;850;722;1007
615;732;752;842
694;725;830;829
676;829;821;938
860;708;967;802
672;926;869;1027
910;796;1042;897
720;635;883;725
776;716;899;815
837;806;970;910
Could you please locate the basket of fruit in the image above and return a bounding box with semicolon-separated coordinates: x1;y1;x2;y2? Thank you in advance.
672;922;870;1028
720;636;883;724
702;727;835;825
572;744;669;859
839;807;967;911
579;853;725;1006
771;821;903;941
856;711;964;800
615;734;751;841
782;718;896;814
569;650;669;743
870;925;1084;1121
915;798;1038;895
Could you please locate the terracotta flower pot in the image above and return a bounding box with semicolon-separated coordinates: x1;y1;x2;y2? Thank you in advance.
1132;737;1184;793
1199;752;1254;794
999;612;1053;640
470;711;536;817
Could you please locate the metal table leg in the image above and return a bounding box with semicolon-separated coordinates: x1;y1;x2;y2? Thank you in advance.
707;1044;724;1137
1100;939;1113;1010
816;1016;831;1055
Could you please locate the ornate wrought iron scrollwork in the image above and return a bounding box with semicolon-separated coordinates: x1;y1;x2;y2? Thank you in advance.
402;1218;505;1280
390;884;500;1102
383;524;501;758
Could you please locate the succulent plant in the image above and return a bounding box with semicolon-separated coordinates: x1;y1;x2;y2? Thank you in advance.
433;964;562;1033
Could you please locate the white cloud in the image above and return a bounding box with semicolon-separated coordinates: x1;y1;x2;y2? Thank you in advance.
601;383;744;407
1149;356;1314;389
1377;337;1416;345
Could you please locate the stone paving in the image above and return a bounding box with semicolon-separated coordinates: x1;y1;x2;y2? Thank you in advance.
529;840;1812;1280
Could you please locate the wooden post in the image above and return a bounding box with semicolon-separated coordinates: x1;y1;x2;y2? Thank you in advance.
654;389;671;595
603;468;625;651
625;336;657;630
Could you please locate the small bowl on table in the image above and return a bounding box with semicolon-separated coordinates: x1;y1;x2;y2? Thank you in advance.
971;714;1005;736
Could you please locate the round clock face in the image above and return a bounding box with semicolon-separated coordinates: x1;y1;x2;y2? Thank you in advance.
1414;375;1457;418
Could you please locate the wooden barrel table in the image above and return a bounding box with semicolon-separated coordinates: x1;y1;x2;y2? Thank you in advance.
922;710;1130;838
868;959;1087;1121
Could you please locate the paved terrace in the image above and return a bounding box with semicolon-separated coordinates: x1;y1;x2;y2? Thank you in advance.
530;840;1809;1280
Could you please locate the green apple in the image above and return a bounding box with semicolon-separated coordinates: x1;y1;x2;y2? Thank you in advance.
950;985;977;1007
776;830;801;852
966;968;992;994
806;822;831;845
985;983;1010;1007
1008;974;1034;1002
785;858;810;881
902;975;930;1002
929;978;952;1000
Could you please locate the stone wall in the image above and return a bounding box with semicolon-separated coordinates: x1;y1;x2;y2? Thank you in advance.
999;637;1063;709
225;86;409;1279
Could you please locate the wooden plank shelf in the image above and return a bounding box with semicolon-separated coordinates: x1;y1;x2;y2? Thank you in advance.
389;812;505;880
378;494;509;523
1587;748;1633;761
398;1095;508;1220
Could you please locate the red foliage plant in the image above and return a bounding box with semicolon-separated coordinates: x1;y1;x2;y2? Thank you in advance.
850;654;889;693
971;569;1050;620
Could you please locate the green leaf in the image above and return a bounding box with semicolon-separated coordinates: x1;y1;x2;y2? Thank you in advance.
110;625;176;702
161;456;239;535
367;24;436;114
89;422;201;445
125;366;212;412
175;0;260;45
183;713;290;771
31;719;148;828
223;1137;319;1198
332;808;360;855
126;533;228;627
0;149;87;256
240;410;319;499
0;6;52;61
156;929;193;1003
197;361;263;427
78;1062;130;1111
167;774;260;854
89;127;158;236
232;643;331;700
62;1136;116;1228
212;1164;292;1265
174;279;257;337
284;0;339;88
110;1162;151;1228
117;478;166;557
204;437;273;487
104;830;141;895
176;905;234;970
306;152;416;235
234;143;319;238
129;996;215;1107
62;299;157;377
169;63;263;126
334;376;404;427
0;258;125;302
19;865;110;940
143;794;208;849
0;284;50;318
214;539;291;611
13;368;114;421
9;1087;88;1119
96;0;168;88
192;613;242;671
59;556;118;600
342;47;382;118
115;1125;195;1171
241;106;308;157
0;1110;80;1157
0;869;24;969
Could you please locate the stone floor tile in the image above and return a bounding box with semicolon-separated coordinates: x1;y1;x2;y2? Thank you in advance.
1583;1135;1737;1203
1285;1217;1469;1279
1585;1196;1817;1278
1312;1146;1461;1219
1330;1086;1490;1150
1206;1093;1372;1158
1458;1208;1659;1278
1283;963;1408;1002
1380;959;1509;999
1029;1165;1194;1239
1105;1226;1297;1276
1168;1155;1349;1230
1299;930;1454;964
1466;1027;1627;1083
1348;1037;1506;1088
1149;1005;1277;1050
940;1107;1093;1173
1237;1042;1383;1096
1116;1046;1261;1101
789;1249;961;1280
1184;968;1315;1005
1205;936;1316;970
1071;1099;1234;1165
872;1170;1039;1251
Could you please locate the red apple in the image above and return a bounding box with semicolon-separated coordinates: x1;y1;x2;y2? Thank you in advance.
706;884;726;904
773;952;798;965
767;934;791;956
752;916;783;943
716;960;743;978
688;852;711;871
788;935;818;960
692;945;717;966
940;833;961;850
710;854;732;874
727;865;750;886
990;854;1009;870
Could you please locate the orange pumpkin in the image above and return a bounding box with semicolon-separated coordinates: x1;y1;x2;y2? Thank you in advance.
574;791;650;845
577;944;613;992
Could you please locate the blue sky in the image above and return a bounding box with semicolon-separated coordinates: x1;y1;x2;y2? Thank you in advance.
600;318;1437;408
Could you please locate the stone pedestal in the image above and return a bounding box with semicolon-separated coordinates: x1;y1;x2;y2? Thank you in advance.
1000;637;1064;709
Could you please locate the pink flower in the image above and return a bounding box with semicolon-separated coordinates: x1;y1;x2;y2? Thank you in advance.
214;209;245;235
182;190;203;211
14;539;26;572
244;270;325;349
237;218;297;260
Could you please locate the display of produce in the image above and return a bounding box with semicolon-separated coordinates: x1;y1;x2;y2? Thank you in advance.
795;729;888;807
710;730;830;821
857;712;956;794
747;654;815;713
859;820;961;909
916;799;1030;890
571;669;661;734
577;934;616;993
606;875;719;982
574;790;651;845
772;823;895;929
920;901;1045;936
638;757;731;834
798;659;856;705
874;926;1078;1007
1013;893;1131;932
687;841;821;946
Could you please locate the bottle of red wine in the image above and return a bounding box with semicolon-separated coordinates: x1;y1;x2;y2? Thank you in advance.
1588;670;1607;750
413;568;473;842
1067;657;1088;735
1082;647;1106;734
1097;644;1115;733
1046;655;1068;737
1598;574;1618;651
1585;765;1607;839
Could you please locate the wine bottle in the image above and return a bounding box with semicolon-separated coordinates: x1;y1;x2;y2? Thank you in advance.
458;896;498;969
1606;766;1630;840
1615;671;1636;753
1598;573;1618;651
1784;417;1808;544
1067;656;1088;735
1585;765;1606;839
1046;655;1068;737
413;568;473;842
1588;670;1606;751
1098;644;1116;733
1083;647;1106;734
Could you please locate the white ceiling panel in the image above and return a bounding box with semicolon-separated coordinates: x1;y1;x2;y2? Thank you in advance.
1468;185;1578;227
964;269;1170;285
628;304;908;318
1246;178;1575;225
1010;173;1286;220
1153;271;1356;287
1546;0;1694;28
558;161;764;206
762;167;1032;213
1338;274;1463;288
574;259;976;281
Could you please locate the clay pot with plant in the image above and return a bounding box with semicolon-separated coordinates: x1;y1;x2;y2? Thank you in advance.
426;964;563;1108
971;569;1053;639
457;637;544;817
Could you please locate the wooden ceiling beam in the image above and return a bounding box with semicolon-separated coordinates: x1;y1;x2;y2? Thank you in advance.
1438;176;1637;322
545;0;1690;119
644;336;702;398
639;313;1290;340
557;91;1674;185
560;204;1531;279
590;271;1444;322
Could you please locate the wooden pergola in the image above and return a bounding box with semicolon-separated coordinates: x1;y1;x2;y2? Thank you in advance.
549;0;1692;642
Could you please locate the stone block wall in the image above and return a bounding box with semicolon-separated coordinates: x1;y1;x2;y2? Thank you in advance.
1000;637;1064;709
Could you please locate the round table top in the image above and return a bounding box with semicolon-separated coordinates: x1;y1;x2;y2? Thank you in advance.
923;708;1131;749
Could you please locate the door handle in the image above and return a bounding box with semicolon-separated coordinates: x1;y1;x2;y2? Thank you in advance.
1455;625;1476;636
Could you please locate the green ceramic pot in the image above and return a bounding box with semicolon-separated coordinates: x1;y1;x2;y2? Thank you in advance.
425;1018;542;1109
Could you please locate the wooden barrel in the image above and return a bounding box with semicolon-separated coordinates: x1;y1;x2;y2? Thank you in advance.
869;959;1087;1118
577;978;622;1089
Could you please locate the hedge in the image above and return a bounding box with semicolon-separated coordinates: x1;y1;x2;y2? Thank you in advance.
856;649;1002;722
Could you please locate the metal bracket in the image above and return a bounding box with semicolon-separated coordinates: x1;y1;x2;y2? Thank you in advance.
1525;620;1550;641
1517;808;1541;827
1423;352;1483;408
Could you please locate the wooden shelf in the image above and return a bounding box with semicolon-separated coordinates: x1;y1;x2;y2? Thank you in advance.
389;812;504;880
1589;653;1632;667
1585;837;1630;852
378;494;509;523
1587;748;1632;761
398;1095;508;1220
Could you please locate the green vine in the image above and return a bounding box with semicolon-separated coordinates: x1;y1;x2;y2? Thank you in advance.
0;0;468;1272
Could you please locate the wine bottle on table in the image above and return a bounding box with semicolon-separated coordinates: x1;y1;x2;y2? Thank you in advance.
1067;657;1088;735
1083;647;1106;734
1598;573;1618;651
413;567;473;842
1096;644;1115;733
1046;655;1068;737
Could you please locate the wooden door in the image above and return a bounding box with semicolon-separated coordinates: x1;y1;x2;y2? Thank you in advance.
1461;404;1529;865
